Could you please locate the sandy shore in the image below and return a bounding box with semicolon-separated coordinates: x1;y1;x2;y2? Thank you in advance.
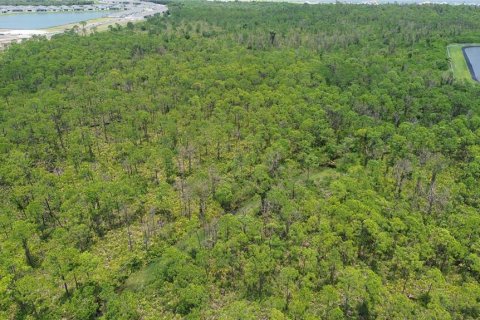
0;2;167;49
0;29;49;47
0;29;48;35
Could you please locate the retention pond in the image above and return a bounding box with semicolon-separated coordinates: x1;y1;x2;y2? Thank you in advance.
0;11;109;30
463;46;480;82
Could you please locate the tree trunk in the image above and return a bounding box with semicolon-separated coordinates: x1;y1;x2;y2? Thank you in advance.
22;238;34;267
61;274;70;297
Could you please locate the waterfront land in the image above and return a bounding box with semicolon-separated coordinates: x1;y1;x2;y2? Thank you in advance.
0;0;92;4
0;0;167;48
447;43;476;83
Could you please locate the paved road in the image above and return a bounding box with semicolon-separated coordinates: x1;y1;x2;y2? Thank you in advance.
102;0;167;20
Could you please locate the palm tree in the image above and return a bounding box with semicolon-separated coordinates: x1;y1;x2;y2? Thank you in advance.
80;21;87;35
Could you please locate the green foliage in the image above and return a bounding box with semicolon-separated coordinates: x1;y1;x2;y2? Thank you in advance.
2;1;480;319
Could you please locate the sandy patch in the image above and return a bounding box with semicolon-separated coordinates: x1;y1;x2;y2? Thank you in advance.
0;29;48;35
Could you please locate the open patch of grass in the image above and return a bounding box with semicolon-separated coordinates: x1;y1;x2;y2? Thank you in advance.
124;261;160;292
447;43;479;83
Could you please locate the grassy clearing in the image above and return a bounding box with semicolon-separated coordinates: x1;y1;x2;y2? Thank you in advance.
124;261;159;291
46;17;112;33
447;43;479;83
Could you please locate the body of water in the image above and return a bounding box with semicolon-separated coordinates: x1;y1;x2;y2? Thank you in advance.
0;11;109;30
463;46;480;82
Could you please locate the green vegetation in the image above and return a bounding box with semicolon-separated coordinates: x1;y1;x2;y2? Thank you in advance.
2;1;480;319
447;43;477;83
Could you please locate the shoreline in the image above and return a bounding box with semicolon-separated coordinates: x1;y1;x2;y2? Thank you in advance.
0;1;167;49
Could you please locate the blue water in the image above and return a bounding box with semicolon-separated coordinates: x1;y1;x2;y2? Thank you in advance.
463;47;480;82
0;11;109;30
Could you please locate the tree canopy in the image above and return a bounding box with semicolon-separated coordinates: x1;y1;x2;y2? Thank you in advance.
2;1;480;319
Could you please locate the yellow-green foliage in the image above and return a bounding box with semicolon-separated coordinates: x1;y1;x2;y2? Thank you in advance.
3;2;480;319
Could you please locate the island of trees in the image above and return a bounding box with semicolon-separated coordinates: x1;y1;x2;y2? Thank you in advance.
1;1;480;319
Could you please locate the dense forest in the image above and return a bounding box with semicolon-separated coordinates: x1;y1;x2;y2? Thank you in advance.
2;1;480;319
